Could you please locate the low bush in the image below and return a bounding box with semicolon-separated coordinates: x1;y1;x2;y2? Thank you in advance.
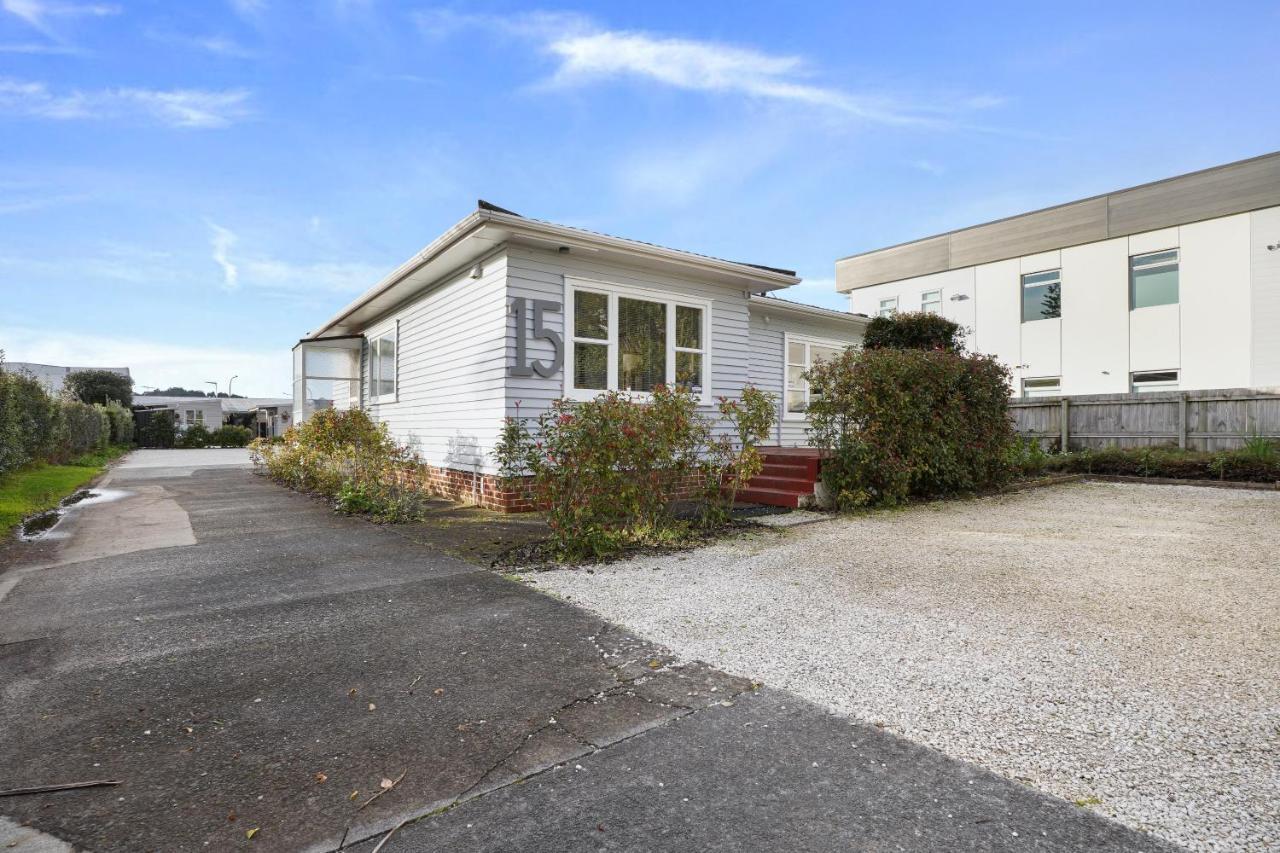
807;347;1015;509
98;402;134;445
208;424;253;448
252;408;427;521
176;423;212;449
495;386;777;561
135;409;177;448
1040;442;1280;483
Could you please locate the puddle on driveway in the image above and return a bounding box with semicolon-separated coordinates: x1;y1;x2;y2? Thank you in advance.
19;488;132;541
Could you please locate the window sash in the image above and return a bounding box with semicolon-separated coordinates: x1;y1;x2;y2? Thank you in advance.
878;297;897;318
1021;269;1061;322
784;335;846;418
1129;250;1179;309
921;290;942;314
566;282;709;402
369;326;397;402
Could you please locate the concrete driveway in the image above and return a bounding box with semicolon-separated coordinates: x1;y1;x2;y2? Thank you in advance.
0;454;1174;852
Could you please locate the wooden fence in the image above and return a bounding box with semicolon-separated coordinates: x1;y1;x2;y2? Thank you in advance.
1009;387;1280;451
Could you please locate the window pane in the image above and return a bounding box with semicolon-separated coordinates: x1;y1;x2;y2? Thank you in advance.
675;305;702;349
786;389;807;413
787;341;805;364
574;342;608;390
675;352;702;393
922;290;942;314
787;365;806;392
1130;256;1179;309
811;345;841;365
377;336;395;397
618;297;666;392
574;290;608;340
1021;271;1061;322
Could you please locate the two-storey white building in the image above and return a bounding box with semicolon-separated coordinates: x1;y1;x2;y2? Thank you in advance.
840;151;1280;397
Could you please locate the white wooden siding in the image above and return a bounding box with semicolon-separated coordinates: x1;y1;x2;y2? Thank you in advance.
746;309;864;446
362;252;509;474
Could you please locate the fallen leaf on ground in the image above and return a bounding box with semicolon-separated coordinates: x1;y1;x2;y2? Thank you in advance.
245;827;259;840
349;790;359;801
368;703;376;712
380;778;394;790
348;688;357;698
433;688;444;696
314;772;327;784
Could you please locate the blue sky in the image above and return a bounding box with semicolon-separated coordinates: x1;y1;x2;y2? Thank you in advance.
2;0;1277;395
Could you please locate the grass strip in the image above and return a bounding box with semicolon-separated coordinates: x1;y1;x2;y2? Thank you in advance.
0;445;129;534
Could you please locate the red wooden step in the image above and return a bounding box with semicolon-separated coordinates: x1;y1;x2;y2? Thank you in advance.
748;475;814;494
735;487;802;508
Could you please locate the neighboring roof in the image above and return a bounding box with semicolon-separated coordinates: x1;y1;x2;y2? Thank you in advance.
748;294;871;325
836;149;1280;291
309;201;801;337
133;396;290;412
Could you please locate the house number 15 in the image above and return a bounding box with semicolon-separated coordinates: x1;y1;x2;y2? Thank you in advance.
509;298;564;378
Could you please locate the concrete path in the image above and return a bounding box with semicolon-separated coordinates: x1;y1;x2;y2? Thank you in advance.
0;455;1176;852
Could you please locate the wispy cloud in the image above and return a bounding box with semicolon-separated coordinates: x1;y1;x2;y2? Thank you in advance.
1;0;117;47
206;221;384;295
414;9;1002;127
145;29;255;58
207;222;239;290
0;78;253;127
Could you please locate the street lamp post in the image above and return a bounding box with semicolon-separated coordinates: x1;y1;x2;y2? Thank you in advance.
228;375;239;397
205;381;219;397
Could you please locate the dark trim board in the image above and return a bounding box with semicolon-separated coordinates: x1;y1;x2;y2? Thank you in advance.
837;150;1280;291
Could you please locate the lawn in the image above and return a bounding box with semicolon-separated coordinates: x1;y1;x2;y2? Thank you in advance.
0;445;129;533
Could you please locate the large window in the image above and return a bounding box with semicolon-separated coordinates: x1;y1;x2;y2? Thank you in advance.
878;297;898;318
785;335;845;418
1021;269;1061;322
921;289;942;315
369;324;397;402
1022;376;1061;398
1130;250;1179;309
567;281;709;402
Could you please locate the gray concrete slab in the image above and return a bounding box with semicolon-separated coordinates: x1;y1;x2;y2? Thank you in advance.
0;467;1176;853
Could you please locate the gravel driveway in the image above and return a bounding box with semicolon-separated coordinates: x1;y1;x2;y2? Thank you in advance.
526;481;1280;852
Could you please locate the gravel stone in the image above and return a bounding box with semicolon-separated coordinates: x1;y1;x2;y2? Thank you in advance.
527;482;1280;852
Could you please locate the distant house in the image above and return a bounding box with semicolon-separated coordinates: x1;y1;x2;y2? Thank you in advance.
292;201;868;510
133;396;292;437
1;362;131;396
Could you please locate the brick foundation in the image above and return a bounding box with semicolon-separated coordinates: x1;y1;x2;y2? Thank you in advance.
387;465;712;514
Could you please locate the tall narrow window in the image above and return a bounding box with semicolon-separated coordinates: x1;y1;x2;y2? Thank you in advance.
566;282;709;403
921;289;942;315
878;297;898;318
785;336;847;417
1021;269;1061;322
1130;250;1179;309
369;326;397;401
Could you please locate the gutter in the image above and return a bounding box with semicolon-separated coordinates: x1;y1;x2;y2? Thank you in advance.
749;295;871;326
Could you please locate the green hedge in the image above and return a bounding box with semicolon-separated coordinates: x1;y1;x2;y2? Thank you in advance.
806;347;1015;509
862;311;965;352
0;364;115;475
1028;443;1280;483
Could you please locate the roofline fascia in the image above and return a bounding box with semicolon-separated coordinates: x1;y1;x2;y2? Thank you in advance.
748;295;871;326
311;209;801;337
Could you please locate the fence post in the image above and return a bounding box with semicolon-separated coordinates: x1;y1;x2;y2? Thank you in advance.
1059;398;1070;451
1178;393;1188;450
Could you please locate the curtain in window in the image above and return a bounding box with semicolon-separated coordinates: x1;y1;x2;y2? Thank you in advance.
618;297;666;392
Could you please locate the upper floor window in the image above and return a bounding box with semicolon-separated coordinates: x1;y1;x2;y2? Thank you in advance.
369;324;397;402
921;289;942;315
1021;269;1061;322
567;281;709;403
1130;250;1179;309
878;297;898;318
785;336;845;418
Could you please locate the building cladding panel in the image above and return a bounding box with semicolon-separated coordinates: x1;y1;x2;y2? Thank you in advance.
837;151;1280;292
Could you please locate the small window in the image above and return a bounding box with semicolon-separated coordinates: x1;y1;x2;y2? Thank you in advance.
921;289;942;315
1022;377;1061;398
196;409;204;424
785;337;846;417
878;297;898;318
1021;269;1061;322
1130;250;1179;309
1131;369;1178;393
185;409;194;424
369;326;397;401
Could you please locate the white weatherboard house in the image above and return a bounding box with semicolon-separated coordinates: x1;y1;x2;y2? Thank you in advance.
840;151;1280;397
293;202;868;510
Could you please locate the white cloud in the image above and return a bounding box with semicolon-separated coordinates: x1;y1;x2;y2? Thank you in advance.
0;78;252;127
1;0;117;44
146;30;255;58
228;0;264;18
0;325;290;397
207;222;239;290
205;221;383;295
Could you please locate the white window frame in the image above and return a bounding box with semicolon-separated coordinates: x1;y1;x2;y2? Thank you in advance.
783;333;848;421
1129;249;1180;311
563;277;712;405
368;321;398;404
1130;369;1179;393
878;296;898;318
1022;376;1061;398
921;289;942;315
